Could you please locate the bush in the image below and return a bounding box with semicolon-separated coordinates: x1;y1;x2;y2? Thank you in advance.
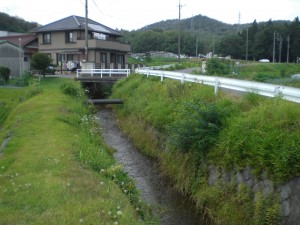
31;52;52;76
167;100;225;160
13;71;33;86
60;80;85;100
0;66;10;84
206;58;231;75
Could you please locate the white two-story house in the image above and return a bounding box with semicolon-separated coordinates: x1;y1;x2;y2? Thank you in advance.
33;15;131;70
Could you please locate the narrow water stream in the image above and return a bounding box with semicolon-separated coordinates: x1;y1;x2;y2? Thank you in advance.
96;109;202;225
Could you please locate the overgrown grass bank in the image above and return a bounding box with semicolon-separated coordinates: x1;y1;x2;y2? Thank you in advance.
238;63;300;87
0;78;155;225
111;74;300;225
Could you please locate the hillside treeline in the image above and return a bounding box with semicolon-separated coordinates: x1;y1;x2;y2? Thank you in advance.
0;12;39;33
123;17;300;62
218;18;300;62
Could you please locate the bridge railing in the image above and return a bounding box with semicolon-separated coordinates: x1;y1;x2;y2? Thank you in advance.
76;69;130;78
135;68;300;103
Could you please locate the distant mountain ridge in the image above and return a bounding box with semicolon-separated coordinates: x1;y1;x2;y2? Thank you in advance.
0;12;39;33
138;14;291;38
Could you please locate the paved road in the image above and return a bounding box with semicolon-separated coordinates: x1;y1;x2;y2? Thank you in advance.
174;67;202;74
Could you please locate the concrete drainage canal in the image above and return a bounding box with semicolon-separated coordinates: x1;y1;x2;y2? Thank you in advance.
96;108;203;225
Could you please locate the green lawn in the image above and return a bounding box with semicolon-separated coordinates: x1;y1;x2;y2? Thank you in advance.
0;78;153;225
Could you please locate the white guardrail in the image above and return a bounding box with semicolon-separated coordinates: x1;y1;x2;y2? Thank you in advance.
76;69;130;78
135;68;300;103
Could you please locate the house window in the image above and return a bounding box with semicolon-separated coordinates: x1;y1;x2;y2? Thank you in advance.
43;33;51;44
100;53;107;63
117;54;124;64
65;32;74;43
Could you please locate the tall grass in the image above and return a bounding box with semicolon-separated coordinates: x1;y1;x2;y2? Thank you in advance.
210;98;300;183
111;74;299;225
238;63;300;87
0;78;155;225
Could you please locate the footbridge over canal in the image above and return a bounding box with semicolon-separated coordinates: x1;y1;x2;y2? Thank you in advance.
75;69;130;104
75;68;130;83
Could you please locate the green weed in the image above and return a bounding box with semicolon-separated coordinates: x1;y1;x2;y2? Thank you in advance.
0;78;155;225
110;74;298;225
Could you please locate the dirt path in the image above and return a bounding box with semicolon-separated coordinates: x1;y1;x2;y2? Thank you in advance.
96;109;202;225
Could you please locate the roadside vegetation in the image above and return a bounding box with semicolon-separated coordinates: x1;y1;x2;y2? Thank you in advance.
111;74;300;225
130;56;300;87
0;78;155;225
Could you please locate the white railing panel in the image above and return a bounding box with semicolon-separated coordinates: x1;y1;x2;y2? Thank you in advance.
76;69;130;78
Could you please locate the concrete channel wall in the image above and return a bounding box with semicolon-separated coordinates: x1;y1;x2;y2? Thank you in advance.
207;166;300;224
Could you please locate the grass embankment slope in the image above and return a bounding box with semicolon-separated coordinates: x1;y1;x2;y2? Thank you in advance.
111;74;300;225
238;62;300;87
0;79;154;225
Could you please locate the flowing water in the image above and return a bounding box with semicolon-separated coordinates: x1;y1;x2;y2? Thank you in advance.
96;109;203;225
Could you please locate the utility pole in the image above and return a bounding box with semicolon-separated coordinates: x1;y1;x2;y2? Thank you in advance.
238;12;241;33
84;0;88;62
177;0;185;62
245;27;248;61
19;38;22;76
272;32;279;63
287;35;290;63
212;38;215;56
278;35;283;63
196;35;199;58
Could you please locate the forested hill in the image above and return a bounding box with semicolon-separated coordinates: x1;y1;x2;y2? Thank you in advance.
123;13;296;58
0;12;39;33
140;14;239;36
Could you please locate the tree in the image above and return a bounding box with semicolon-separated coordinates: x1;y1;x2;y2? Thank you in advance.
289;17;300;62
216;35;244;59
31;52;52;77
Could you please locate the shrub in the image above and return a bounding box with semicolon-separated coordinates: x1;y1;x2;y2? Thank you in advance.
206;58;231;75
60;80;85;100
0;66;10;84
167;100;225;160
13;71;33;86
31;52;52;76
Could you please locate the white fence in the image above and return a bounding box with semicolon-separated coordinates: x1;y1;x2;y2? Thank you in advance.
135;68;300;103
76;69;130;78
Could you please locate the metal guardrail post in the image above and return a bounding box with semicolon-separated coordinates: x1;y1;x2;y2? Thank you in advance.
181;74;185;84
214;79;219;96
274;86;281;96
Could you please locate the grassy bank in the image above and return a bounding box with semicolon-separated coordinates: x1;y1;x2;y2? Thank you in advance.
111;74;300;225
137;57;300;87
238;62;300;87
0;78;154;225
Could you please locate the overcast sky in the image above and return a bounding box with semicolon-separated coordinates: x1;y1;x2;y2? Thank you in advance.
1;0;299;31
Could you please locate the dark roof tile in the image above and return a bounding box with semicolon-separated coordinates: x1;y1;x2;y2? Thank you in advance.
33;15;122;36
